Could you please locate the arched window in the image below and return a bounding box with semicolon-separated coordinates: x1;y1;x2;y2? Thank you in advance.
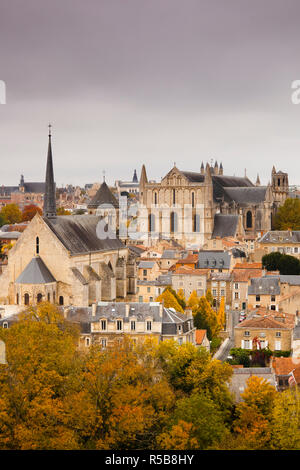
246;211;252;228
173;189;176;205
193;214;200;232
37;293;42;303
154;192;158;205
59;296;64;306
36;236;39;255
24;293;29;306
170;212;178;234
148;213;155;233
191;192;195;208
47;293;50;302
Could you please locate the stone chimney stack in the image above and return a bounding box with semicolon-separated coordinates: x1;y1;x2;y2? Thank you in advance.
92;303;97;317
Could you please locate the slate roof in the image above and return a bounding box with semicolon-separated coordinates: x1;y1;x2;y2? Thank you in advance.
24;182;46;193
43;215;124;255
278;275;300;286
138;261;156;269
293;325;300;340
87;181;119;209
248;276;280;295
212;214;239;238
15;256;56;284
197;251;231;270
65;302;192;336
161;249;178;259
223;186;267;205
259;231;300;244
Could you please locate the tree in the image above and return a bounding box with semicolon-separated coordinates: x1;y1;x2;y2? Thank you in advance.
56;207;72;215
217;297;226;330
262;252;300;275
273;198;300;230
205;289;214;306
156;289;184;313
270;389;300;450
193;296;220;340
187;290;199;311
22;204;42;222
0;204;22;225
164;286;186;311
0;213;7;227
158;393;229;450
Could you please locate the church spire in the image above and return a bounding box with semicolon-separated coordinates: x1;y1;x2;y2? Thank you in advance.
43;124;56;218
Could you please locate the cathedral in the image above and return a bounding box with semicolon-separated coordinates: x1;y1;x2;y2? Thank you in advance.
0;129;137;307
139;161;289;247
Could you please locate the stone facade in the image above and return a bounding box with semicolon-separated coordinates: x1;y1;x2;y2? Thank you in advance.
139;163;288;248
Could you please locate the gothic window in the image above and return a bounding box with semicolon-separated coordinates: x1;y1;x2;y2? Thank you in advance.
154;192;158;205
37;293;43;303
173;189;176;205
36;236;39;255
148;213;155;232
24;293;29;306
193;214;200;232
246;211;252;228
170;211;178;233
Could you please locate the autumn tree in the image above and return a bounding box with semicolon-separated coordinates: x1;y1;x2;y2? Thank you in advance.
156;289;184;313
187;290;199;312
0;204;22;225
57;207;72;215
270;389;300;450
217;297;226;331
193;296;220;340
273;198;300;230
22;204;42;221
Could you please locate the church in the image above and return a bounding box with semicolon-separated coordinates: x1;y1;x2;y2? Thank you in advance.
0;129;137;307
139;161;289;247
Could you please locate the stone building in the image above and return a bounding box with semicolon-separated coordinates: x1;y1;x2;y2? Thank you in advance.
0;129;137;307
139;162;288;247
64;301;195;348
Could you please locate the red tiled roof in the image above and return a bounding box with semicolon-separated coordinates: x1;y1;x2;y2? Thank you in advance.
234;262;262;269
232;268;262;282
237;315;292;329
195;329;207;345
272;357;300;375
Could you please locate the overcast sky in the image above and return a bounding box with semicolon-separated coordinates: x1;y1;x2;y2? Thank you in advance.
1;0;300;187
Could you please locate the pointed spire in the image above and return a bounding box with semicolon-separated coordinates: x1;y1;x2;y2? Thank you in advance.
43;124;56;218
140;164;148;188
256;173;261;186
214;160;218;175
272;165;276;174
219;162;223;175
132;169;138;183
200;161;204;174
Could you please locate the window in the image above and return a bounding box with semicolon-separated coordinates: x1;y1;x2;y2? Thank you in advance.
244;340;250;349
193;214;200;232
3;322;8;329
173;189;176;205
147;321;152;331
271;295;276;302
139;296;143;302
295;247;299;253
24;293;29;305
131;321;136;331
117;320;122;331
246;211;252;228
275;340;281;351
47;293;50;302
212;289;217;296
143;269;147;276
149;296;153;301
276;331;281;337
37;293;42;303
101;320;106;331
178;337;183;345
235;292;239;299
270;305;276;310
147;287;151;293
220;289;225;296
59;296;64;306
36;236;39;255
256;295;260;302
234;283;239;290
85;337;90;347
16;293;19;305
245;331;250;336
101;338;107;348
154;192;158;205
170;211;178;233
148;213;155;232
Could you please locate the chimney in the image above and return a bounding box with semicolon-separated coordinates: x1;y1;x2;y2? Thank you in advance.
159;301;163;318
185;308;193;319
125;303;130;317
92;303;97;317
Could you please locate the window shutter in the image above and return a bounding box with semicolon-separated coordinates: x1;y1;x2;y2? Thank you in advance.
242;339;244;349
249;340;252;349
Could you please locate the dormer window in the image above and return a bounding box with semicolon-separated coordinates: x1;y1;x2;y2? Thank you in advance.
116;320;122;331
146;321;152;331
101;320;107;331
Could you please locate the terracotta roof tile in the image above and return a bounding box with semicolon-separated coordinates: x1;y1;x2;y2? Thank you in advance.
272;357;300;375
195;329;207;344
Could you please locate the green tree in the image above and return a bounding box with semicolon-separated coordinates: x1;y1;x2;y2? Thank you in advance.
273;198;300;230
0;213;7;227
0;204;22;224
262;252;300;275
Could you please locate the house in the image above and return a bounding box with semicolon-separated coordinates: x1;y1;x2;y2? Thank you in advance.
232;265;263;311
137;261;161;282
197;251;232;273
248;276;281;311
64;301;195;348
207;272;232;308
171;267;207;299
234;311;295;352
258;231;300;259
136;274;172;303
195;329;210;351
271;356;300;391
